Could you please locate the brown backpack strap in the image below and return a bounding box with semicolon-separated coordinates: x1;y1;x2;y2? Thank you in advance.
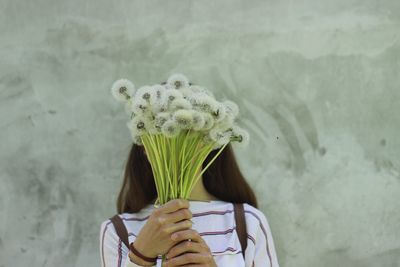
110;214;130;248
234;203;247;260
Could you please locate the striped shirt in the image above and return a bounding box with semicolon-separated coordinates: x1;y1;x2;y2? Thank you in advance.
99;200;280;267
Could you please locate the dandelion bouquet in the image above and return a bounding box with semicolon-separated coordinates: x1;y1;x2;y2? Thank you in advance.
111;73;249;206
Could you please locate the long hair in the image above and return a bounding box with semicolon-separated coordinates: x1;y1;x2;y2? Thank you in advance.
116;80;258;213
116;143;258;213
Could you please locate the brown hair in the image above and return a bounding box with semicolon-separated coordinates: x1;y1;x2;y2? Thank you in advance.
116;81;258;213
116;143;258;213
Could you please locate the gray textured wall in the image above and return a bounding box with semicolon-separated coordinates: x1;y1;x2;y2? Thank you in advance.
1;1;399;266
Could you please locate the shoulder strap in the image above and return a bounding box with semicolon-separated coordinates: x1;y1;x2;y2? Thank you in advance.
233;203;247;260
110;214;130;248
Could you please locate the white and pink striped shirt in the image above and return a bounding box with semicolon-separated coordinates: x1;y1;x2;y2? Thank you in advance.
99;200;279;267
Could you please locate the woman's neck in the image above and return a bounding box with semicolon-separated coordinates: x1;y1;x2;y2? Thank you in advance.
188;175;218;201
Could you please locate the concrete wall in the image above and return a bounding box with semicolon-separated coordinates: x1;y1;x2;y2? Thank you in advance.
1;0;399;266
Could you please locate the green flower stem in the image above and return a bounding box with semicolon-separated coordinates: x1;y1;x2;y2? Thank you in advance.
179;130;189;195
147;134;167;202
179;131;197;196
184;132;201;165
151;135;167;204
161;134;174;199
141;135;163;202
183;143;213;198
181;133;209;197
155;134;166;199
142;130;228;204
160;135;170;199
171;136;177;199
187;142;228;196
156;135;173;201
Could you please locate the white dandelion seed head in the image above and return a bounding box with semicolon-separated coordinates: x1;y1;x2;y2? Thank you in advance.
222;100;239;118
189;85;215;98
114;75;247;145
209;127;232;147
231;125;250;147
143;111;156;123
163;89;184;104
150;86;168;113
201;134;222;150
154;112;171;129
172;109;194;130
169;98;192;111
152;100;169;113
179;86;194;98
204;135;223;150
150;84;166;106
111;78;135;102
189;93;218;114
131;98;151;115
201;112;215;131
188;110;205;131
167;73;190;89
126;116;147;136
161;120;181;138
211;102;227;123
163;83;175;90
160;89;185;112
146;121;159;135
135;85;156;103
216;111;235;129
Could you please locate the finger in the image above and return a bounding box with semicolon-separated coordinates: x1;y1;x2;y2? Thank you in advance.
171;229;205;245
162;264;203;267
166;240;205;259
157;199;190;214
164;252;211;266
164;261;204;267
164;219;193;235
162;208;192;224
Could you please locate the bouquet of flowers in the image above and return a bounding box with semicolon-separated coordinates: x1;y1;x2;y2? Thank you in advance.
111;73;249;205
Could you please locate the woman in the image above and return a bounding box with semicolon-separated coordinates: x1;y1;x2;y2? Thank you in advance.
100;134;279;267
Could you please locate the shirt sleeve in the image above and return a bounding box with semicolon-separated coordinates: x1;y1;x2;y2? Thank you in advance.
99;220;156;267
248;208;280;267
